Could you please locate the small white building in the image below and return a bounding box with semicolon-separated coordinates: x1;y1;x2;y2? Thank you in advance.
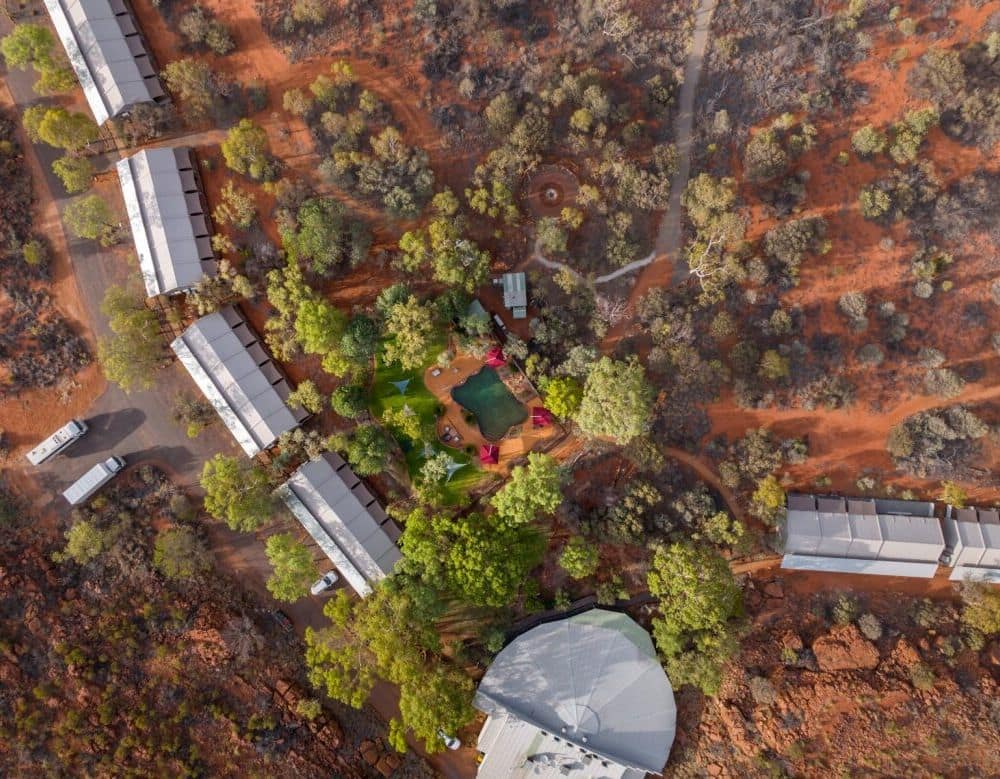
117;147;217;297
44;0;165;125
171;306;306;457
475;610;676;779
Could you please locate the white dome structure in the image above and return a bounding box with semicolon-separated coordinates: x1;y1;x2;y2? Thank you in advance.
474;609;676;778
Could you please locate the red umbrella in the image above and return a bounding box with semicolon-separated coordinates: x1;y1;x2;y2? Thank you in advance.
532;407;554;427
485;345;506;367
479;444;499;464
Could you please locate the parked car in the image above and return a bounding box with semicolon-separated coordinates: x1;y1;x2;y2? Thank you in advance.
310;571;339;596
270;609;294;633
438;730;461;751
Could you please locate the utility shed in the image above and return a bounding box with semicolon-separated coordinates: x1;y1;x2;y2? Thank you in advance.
117;147;216;297
501;272;527;319
877;514;945;563
171;307;305;457
43;0;164;125
474;610;676;778
278;453;401;598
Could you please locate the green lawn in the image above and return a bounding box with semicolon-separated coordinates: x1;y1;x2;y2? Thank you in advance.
370;337;485;504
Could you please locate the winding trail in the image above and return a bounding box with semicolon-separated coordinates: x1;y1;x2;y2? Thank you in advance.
664;445;746;526
528;0;719;291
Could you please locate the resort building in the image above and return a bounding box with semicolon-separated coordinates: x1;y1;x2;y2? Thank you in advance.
277;453;402;597
117;147;217;298
44;0;165;125
474;609;676;779
943;506;1000;583
498;272;528;319
782;494;946;578
171;306;306;457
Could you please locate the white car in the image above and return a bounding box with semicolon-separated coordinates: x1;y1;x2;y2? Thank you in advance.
310;571;339;596
438;730;461;751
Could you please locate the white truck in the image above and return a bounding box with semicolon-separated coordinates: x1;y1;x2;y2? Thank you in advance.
26;419;89;466
62;456;126;506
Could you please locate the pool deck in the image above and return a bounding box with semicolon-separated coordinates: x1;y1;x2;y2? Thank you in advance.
424;354;560;472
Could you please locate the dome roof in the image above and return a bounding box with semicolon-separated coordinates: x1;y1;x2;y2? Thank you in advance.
474;610;676;774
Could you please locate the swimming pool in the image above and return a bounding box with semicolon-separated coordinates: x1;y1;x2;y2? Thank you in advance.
451;366;528;441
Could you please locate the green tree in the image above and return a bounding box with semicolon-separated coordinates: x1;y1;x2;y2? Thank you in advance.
939;480;967;508
63;194;119;246
295;298;347;355
1;24;75;94
558;536;599;579
859;186;891;219
287;379;325;414
750;475;785;526
282;197;370;275
647;543;743;695
213;181;256;228
960;583;1000;635
346;424;392;476
58;520;110;564
851;124;887;156
265;532;318;602
576;357;653;444
536;216;568;254
382;296;438;370
153;526;212;579
23;106;98;151
97;283;162;391
744;128;788;181
201;454;275;532
51;155;93;194
542;376;583;420
490;453;565;526
398;667;474;751
161;58;218;119
330;384;368;419
221;118;275;180
758;349;790;381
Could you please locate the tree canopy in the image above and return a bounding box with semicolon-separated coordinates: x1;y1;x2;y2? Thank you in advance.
221;118;275;180
264;532;318;601
576;356;653;444
490;453;565;527
153;526;212;580
382;295;438;370
200;454;275;532
647;543;743;695
97;283;162;391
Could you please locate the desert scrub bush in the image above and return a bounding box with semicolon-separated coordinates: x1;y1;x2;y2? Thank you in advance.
888;108;938;165
851;124;887;156
909;663;935;691
922;368;964;398
837;291;868;332
831;594;859;625
917;347;945;369
887;406;987;478
763;216;826;284
857;613;883;641
856;343;884;366
859;186;891;219
179;4;235;55
51;155;93;194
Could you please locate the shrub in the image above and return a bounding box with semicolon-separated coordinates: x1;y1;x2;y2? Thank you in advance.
859;186;891;219
922;368;964;398
909;663;935;691
153;526;211;579
558;536;599;579
179;4;235;55
831;594;858;625
52;155;93;194
851;124;887;156
221;119;275;180
857;613;883;641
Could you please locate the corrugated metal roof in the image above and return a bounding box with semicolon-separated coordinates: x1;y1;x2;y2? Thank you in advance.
279;453;401;596
118;148;216;297
781;554;938;578
785;494;944;565
171;308;305;457
474;610;676;776
502;272;527;309
44;0;163;125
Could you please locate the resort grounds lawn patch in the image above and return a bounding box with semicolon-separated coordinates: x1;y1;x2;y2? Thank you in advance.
370;337;485;504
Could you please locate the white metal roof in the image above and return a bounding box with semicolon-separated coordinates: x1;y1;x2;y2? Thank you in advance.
474;610;676;776
784;494;944;565
279;453;401;597
949;565;1000;583
171;307;305;457
43;0;164;125
118;147;216;297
